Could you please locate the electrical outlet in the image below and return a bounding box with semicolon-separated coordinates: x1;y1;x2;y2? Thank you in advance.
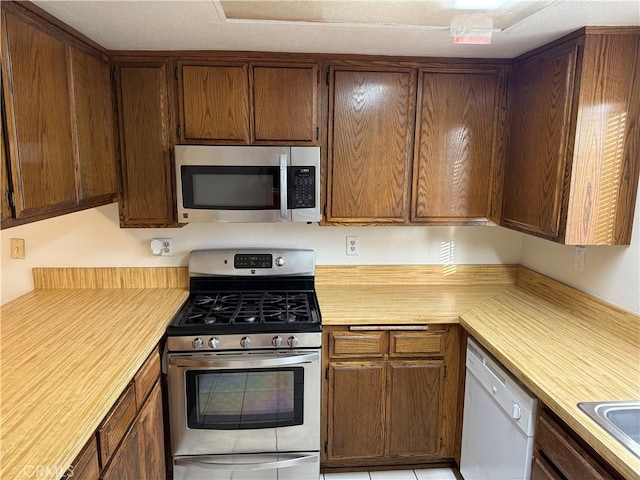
574;246;586;271
346;236;359;256
10;238;25;259
151;238;173;256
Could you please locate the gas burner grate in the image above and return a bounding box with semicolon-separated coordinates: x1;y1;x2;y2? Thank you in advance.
180;292;315;326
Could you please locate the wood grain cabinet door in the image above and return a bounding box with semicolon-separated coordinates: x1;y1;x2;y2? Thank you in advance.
179;63;249;144
412;69;506;224
327;362;386;461
116;61;177;227
101;425;142;480
69;47;117;204
386;360;443;457
251;63;319;144
137;382;166;480
1;112;13;223
502;41;579;240
1;8;77;219
327;67;416;223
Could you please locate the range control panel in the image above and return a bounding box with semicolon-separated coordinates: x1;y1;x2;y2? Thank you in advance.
289;166;316;209
234;253;272;269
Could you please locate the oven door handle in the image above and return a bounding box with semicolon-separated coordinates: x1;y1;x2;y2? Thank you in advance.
174;452;318;471
280;153;288;220
168;352;319;369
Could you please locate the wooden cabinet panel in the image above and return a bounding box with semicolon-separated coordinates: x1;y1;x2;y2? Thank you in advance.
329;330;387;357
503;41;578;239
328;362;386;460
97;383;137;467
252;64;318;143
387;361;442;456
390;331;442;357
180;64;249;143
134;346;161;410
532;453;564;480
412;70;503;223
328;67;416;222
101;425;142;480
137;382;166;480
70;47;116;203
67;438;100;480
1;112;12;222
116;61;176;227
2;8;77;218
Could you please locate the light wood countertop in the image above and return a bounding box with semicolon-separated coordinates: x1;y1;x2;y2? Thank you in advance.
0;286;188;480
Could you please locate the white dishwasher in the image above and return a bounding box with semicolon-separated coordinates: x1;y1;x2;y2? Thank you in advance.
460;338;537;480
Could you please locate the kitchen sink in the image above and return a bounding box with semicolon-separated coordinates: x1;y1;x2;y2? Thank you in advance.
578;401;640;459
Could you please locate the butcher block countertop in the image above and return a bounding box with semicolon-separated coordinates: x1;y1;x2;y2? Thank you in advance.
0;268;189;480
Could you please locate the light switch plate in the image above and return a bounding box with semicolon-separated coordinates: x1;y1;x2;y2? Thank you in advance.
10;238;25;259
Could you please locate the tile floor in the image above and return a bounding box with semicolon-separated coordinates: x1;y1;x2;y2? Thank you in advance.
320;468;458;479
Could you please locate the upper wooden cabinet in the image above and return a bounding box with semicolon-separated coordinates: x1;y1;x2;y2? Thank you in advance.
115;59;177;227
502;29;640;245
412;67;507;224
327;66;417;223
1;112;13;223
0;2;117;228
178;61;320;145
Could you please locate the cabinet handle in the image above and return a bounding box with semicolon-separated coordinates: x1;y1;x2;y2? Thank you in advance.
348;325;429;331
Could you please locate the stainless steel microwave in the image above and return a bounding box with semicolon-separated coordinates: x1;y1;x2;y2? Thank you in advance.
175;145;321;223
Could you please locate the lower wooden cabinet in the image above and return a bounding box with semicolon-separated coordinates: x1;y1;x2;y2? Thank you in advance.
323;325;461;469
532;405;623;480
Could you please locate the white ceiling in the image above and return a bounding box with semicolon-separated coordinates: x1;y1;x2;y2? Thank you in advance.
32;0;640;58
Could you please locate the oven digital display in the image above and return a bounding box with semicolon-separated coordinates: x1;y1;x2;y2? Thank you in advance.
234;254;272;269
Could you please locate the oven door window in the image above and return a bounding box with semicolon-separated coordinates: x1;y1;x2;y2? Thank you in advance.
185;367;304;430
181;166;280;210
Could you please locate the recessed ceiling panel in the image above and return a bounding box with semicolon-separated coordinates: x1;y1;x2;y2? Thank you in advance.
220;0;557;30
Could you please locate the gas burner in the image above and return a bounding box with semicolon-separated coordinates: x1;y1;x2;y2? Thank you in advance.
278;312;298;322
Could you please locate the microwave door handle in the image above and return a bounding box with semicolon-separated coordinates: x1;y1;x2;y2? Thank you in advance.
174;453;318;471
168;352;320;369
280;154;288;220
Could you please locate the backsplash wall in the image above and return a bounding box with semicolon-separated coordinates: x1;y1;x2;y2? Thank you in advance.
1;203;523;304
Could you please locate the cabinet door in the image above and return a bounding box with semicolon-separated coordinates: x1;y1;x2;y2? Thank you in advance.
116;61;176;227
1;8;77;219
179;64;249;143
101;426;142;480
412;70;505;223
251;64;319;144
1;111;13;223
327;362;386;460
502;41;579;239
70;47;117;204
328;67;416;222
387;361;443;456
137;382;166;480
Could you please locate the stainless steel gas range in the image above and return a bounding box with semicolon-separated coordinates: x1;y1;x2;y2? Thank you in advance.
165;249;322;480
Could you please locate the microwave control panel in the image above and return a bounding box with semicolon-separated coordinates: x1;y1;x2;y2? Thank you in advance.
289;166;316;209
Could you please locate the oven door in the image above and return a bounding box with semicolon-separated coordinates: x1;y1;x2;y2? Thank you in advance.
167;350;321;456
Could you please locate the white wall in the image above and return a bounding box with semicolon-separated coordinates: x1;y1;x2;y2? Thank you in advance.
1;203;523;304
520;193;640;315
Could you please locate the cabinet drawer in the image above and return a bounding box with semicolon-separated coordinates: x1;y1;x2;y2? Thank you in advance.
65;437;100;480
97;383;136;468
134;346;161;409
390;331;443;357
532;452;563;480
536;410;615;480
329;331;387;357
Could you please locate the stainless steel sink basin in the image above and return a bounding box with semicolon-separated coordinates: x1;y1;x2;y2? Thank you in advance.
578;401;640;459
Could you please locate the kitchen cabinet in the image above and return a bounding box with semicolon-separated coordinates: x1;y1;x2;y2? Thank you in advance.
323;325;461;469
1;112;12;222
0;2;117;228
177;61;320;145
502;28;640;245
327;66;417;223
532;405;623;480
115;59;178;227
412;67;507;224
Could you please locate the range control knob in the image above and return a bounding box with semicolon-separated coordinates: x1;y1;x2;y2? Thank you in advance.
192;337;204;349
208;337;220;349
272;336;283;347
287;336;299;348
511;403;522;420
240;336;251;349
275;256;285;267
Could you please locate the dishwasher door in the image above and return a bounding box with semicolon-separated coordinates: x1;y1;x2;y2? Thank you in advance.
460;338;537;480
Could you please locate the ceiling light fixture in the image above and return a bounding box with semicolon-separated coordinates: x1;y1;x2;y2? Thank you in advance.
453;0;513;10
450;13;495;44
